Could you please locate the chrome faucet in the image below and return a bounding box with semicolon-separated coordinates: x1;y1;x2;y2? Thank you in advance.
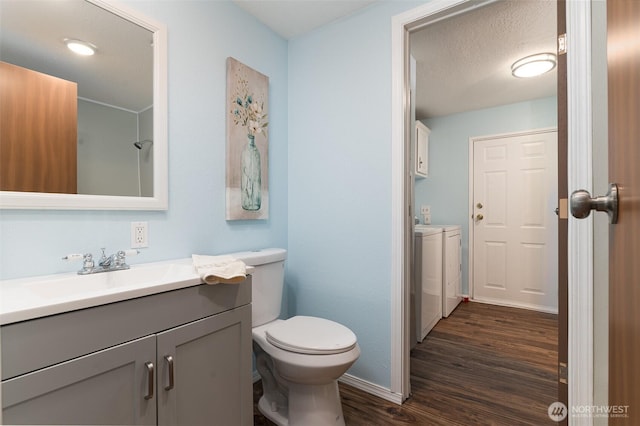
98;248;115;268
63;249;139;275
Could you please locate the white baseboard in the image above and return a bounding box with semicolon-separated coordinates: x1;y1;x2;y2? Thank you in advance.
339;374;404;405
253;369;402;406
471;297;558;315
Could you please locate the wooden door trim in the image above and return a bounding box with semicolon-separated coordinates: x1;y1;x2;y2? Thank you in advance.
566;0;594;413
607;0;640;415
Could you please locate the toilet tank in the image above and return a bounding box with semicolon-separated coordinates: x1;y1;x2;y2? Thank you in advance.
232;248;287;327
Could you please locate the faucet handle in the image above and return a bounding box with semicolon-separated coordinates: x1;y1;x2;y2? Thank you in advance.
114;249;139;268
114;250;126;267
62;253;84;261
82;253;94;268
62;253;95;274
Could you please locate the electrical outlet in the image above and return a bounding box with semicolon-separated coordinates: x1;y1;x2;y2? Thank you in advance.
423;213;431;225
420;205;431;215
131;222;148;248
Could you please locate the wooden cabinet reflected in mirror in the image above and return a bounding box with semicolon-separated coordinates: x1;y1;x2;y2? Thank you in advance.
0;62;78;194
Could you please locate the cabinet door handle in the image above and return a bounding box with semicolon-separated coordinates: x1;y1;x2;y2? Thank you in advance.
164;355;175;391
144;362;154;400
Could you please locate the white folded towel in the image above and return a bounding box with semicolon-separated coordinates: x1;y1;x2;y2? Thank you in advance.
192;254;247;285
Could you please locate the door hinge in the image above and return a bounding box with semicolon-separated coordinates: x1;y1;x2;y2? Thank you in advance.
558;33;567;55
559;362;568;384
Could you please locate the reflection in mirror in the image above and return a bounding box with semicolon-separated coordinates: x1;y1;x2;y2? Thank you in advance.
0;0;167;209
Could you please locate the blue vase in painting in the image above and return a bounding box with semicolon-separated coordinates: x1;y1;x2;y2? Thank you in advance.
241;134;261;211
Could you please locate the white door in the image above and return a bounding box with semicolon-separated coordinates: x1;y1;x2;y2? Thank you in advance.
472;129;558;312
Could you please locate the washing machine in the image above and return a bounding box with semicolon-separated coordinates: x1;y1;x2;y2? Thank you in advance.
414;226;443;342
416;225;462;318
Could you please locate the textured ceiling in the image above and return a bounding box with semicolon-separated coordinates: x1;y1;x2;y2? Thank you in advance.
410;0;557;119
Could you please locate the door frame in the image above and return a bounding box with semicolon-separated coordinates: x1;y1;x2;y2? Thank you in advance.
467;127;558;313
390;0;594;413
565;0;594;414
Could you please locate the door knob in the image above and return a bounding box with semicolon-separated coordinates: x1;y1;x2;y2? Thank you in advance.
570;183;618;224
476;213;484;221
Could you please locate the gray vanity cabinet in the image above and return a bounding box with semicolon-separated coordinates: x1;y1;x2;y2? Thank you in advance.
1;282;253;425
156;306;252;425
2;335;157;425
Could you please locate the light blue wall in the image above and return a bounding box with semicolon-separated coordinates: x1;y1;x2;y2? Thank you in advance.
416;96;558;296
287;0;424;388
5;0;550;395
0;1;288;280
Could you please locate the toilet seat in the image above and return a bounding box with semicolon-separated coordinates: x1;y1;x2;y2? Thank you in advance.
266;316;357;355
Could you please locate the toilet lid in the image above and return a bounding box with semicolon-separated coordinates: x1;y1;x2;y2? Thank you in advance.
266;316;357;355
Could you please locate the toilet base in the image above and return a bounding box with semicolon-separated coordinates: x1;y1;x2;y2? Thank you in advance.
259;381;346;426
258;396;289;426
289;381;345;426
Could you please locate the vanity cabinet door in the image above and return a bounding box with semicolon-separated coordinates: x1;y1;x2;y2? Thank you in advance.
156;304;252;426
2;335;156;425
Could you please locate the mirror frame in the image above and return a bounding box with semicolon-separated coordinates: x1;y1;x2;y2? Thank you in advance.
0;0;168;210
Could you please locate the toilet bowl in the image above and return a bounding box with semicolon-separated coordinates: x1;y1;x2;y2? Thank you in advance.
253;317;360;425
231;248;360;426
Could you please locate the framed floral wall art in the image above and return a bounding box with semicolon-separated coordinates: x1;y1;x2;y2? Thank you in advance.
226;57;269;220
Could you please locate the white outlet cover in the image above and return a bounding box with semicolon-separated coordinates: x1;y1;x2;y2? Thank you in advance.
131;221;148;248
420;205;431;215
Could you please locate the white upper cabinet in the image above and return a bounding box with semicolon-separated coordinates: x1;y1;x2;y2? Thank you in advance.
415;122;430;178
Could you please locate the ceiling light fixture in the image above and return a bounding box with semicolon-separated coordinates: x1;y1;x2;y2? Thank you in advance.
511;53;556;78
64;39;96;56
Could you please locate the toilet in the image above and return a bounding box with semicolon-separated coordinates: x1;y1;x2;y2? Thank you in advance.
233;248;360;426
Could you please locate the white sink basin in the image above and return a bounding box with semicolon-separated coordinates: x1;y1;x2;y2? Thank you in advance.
24;263;197;299
1;259;204;325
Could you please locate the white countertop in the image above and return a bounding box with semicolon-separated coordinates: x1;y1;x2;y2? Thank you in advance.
0;258;251;325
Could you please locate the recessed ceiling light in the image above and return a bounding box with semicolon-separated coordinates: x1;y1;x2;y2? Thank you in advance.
511;53;556;78
64;39;96;56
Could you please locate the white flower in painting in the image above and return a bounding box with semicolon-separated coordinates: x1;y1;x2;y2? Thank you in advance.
250;102;262;115
248;120;261;135
230;71;269;137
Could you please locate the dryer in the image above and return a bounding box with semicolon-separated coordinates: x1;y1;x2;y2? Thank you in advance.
416;225;462;318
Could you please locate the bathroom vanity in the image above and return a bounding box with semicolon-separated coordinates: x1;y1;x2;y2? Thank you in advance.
0;263;253;425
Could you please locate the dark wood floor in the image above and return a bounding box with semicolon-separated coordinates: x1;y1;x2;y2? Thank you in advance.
254;301;558;425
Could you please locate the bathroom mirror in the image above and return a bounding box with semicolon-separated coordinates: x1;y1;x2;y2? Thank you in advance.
0;0;167;210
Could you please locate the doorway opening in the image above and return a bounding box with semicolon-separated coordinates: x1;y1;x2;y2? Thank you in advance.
392;2;568;410
392;0;596;413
